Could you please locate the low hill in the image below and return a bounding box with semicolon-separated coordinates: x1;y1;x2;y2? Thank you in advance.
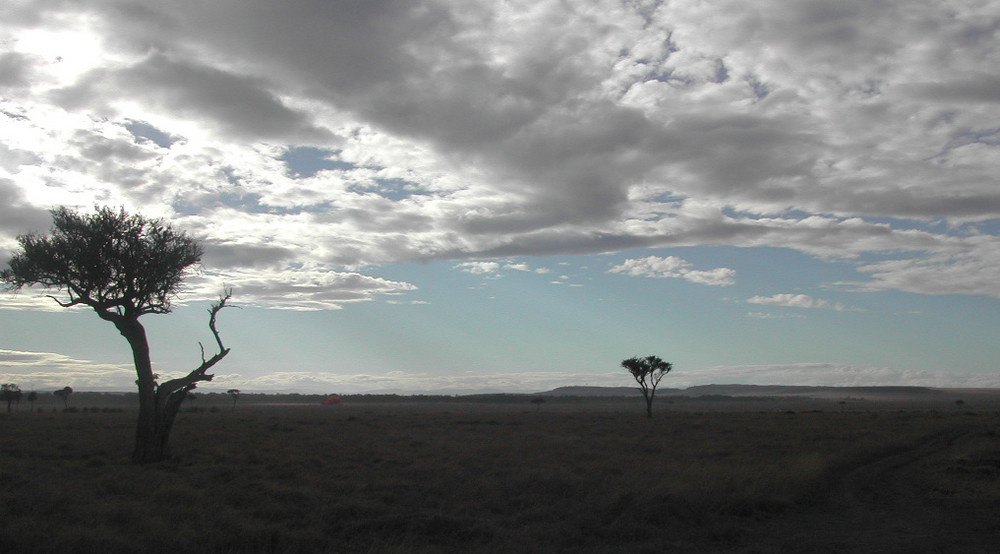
537;384;957;400
537;386;645;397
678;385;946;399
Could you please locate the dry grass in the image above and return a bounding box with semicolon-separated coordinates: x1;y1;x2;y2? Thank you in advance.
2;404;998;553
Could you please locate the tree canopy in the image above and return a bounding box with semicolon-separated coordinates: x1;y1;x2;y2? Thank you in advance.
1;206;203;319
621;355;673;418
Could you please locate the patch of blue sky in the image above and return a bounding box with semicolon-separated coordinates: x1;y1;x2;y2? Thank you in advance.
857;215;994;236
216;191;330;215
280;146;356;178
724;207;997;237
940;127;1000;153
604;245;865;294
347;178;432;201
172;190;328;216
722;207;813;220
643;191;687;206
962;218;1000;236
853;249;936;265
221;167;241;185
123;120;178;148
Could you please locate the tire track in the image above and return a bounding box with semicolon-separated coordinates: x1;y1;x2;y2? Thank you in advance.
740;426;990;553
837;426;969;506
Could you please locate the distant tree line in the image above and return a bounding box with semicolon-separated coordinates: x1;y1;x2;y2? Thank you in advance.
1;384;76;413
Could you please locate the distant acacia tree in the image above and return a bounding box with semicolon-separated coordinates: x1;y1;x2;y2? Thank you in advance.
0;206;233;463
227;389;240;411
27;391;38;412
54;386;73;408
621;355;673;419
2;383;22;413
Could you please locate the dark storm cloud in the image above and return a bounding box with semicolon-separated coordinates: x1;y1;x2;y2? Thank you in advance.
201;242;297;270
0;179;52;234
114;54;332;143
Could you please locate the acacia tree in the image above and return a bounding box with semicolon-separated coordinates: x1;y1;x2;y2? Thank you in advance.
227;389;240;411
0;206;232;463
621;355;673;419
54;386;72;409
27;391;38;411
2;383;22;413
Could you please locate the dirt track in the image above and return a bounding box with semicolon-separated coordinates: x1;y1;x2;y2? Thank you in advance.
745;425;1000;554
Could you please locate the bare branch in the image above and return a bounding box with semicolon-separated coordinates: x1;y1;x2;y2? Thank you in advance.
208;288;235;353
46;294;85;308
155;289;235;404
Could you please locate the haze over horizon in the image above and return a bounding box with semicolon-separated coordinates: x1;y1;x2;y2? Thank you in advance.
2;0;999;394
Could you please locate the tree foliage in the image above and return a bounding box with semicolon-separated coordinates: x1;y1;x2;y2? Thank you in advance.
621;355;673;418
1;206;203;318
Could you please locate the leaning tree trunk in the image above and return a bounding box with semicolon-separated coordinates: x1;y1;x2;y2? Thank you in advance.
117;318;167;463
115;296;230;464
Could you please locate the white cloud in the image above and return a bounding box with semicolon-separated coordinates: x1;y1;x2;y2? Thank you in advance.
746;293;861;312
207;369;631;394
188;266;418;311
1;264;416;312
608;255;735;286
667;363;1000;389
455;260;554;278
504;262;550;274
0;349;134;390
455;261;501;275
746;311;806;320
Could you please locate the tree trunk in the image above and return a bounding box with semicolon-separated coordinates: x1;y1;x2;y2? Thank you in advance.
118;319;174;463
112;294;230;464
645;396;653;419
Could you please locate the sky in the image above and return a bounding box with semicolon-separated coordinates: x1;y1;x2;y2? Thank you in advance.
1;0;999;393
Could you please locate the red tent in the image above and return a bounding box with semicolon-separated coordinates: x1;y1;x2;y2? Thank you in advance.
322;395;342;405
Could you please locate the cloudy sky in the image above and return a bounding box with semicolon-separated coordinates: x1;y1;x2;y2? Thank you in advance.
2;0;999;393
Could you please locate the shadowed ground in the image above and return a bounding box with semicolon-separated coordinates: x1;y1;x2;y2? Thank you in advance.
2;401;998;553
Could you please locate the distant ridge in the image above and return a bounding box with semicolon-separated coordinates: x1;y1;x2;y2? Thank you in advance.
537;384;948;398
538;386;645;397
679;384;945;398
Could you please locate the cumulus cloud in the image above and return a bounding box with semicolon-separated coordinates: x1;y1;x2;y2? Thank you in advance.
452;260;552;278
504;262;550;274
747;293;859;312
455;261;501;275
188;267;418;311
608;255;735;286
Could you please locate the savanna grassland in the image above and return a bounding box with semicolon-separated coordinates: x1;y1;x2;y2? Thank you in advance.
2;400;999;553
